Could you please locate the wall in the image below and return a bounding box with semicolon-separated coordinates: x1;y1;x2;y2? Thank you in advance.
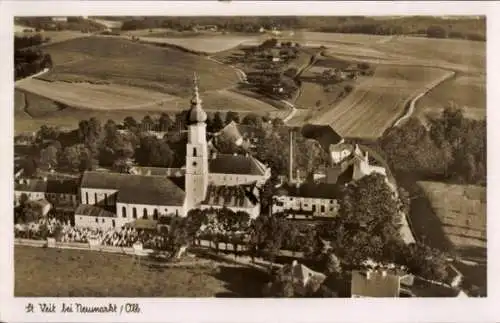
116;202;186;221
74;214;128;230
272;195;339;217
80;188;118;206
14;190;45;205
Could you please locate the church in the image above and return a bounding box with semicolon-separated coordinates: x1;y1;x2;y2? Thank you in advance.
77;75;270;229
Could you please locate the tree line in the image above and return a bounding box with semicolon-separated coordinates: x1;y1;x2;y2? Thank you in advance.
14;35;53;80
27;110;329;179
118;16;485;41
15;17;105;33
380;105;486;186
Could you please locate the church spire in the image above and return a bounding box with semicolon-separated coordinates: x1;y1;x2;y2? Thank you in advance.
191;72;202;109
188;72;207;123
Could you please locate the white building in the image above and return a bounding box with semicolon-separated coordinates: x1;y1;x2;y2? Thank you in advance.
272;182;341;219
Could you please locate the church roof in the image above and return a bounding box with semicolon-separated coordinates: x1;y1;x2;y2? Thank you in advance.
188;73;207;124
209;154;267;176
277;182;341;199
81;171;185;206
301;124;343;152
202;183;259;208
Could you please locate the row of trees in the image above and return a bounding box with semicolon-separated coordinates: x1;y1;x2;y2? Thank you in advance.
118;16;485;41
16;17;105;33
15;36;53;80
380;105;486;185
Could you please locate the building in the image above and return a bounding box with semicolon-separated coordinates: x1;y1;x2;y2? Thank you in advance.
351;268;402;298
76;74;270;228
280;260;327;296
272;182;341;219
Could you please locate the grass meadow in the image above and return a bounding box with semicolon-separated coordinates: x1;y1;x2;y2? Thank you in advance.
14;246;268;297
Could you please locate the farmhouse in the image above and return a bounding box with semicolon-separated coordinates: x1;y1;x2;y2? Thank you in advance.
75;75;270;228
272;183;341;219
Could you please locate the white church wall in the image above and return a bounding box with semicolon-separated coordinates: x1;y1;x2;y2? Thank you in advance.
209;173;267;186
116;202;186;221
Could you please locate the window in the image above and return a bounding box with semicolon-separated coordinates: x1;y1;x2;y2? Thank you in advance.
153;209;159;220
102;218;105;223
290;198;293;201
193;161;197;167
321;205;325;213
312;205;316;212
330;200;334;204
133;207;137;219
165;208;168;215
94;193;98;205
329;207;334;212
79;217;82;220
104;193;108;205
193;147;197;157
85;192;89;204
175;209;179;216
143;208;148;219
95;218;98;223
112;220;115;228
122;206;127;218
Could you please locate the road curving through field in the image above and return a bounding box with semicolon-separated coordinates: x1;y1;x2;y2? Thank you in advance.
392;69;456;128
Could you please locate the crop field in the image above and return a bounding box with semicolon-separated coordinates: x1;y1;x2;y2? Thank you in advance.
15;30;91;46
195;89;277;113
417;75;486;120
39;36;239;97
412;181;487;296
16;78;179;111
417;181;486;252
15;246;267;297
372;36;486;72
289;31;392;45
306;65;450;138
138;35;261;54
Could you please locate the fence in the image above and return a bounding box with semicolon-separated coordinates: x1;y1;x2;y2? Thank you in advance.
14;238;155;256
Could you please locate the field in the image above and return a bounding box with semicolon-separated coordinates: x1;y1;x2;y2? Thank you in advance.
416;74;486;120
288;31;393;46
302;65;451;138
14;246;268;297
417;181;486;252
138;35;262;54
38;36;239;97
16;79;179;111
13;88;277;134
409;181;486;295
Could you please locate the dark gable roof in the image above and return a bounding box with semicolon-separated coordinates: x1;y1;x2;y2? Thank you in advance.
278;182;341;199
75;204;116;218
81;171;185;206
209;154;266;176
45;179;79;195
202;183;259;208
301;124;343;152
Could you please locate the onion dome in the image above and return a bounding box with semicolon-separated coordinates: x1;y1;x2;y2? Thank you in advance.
189;73;207;124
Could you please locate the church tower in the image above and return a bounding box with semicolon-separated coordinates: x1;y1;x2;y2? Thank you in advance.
185;73;209;209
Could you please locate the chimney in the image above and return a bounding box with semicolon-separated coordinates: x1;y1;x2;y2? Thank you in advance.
289;129;294;182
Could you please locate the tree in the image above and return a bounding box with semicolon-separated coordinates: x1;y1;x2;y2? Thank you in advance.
426;25;447;38
323;252;342;276
322;174;402;266
21;158;37;177
225;111;240;125
159;113;173;132
58;144;89;172
248;215;289;266
124;116;138;129
211;112;224;133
